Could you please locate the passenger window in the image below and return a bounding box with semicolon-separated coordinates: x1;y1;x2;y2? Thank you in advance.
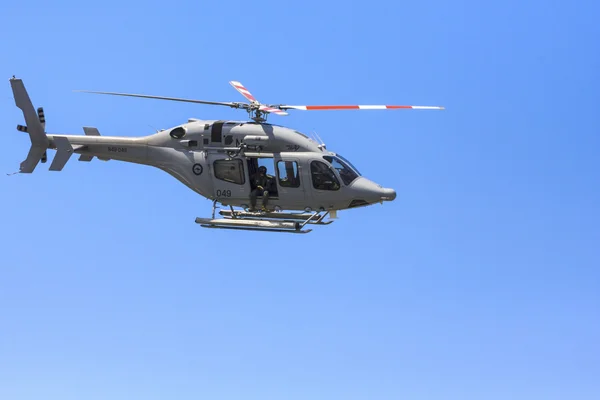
310;161;340;191
214;159;245;184
277;160;300;188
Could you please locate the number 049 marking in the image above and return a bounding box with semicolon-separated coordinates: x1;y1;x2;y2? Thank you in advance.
216;189;232;197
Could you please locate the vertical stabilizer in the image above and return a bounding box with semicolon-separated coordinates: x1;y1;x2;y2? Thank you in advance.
10;77;49;173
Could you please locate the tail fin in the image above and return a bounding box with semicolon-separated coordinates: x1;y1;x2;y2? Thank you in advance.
10;76;49;173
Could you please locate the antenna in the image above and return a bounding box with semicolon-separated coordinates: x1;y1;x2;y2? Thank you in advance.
312;130;326;150
148;124;162;133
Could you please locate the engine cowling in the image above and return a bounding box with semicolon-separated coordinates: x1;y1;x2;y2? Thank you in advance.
241;135;269;147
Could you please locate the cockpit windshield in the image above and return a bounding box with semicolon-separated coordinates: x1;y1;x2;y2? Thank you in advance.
334;153;361;176
323;154;361;186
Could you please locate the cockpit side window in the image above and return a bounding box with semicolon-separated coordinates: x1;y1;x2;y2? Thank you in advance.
323;155;359;186
311;161;340;191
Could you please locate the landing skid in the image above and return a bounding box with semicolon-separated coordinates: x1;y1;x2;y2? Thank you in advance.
196;219;313;234
219;210;334;225
195;203;333;234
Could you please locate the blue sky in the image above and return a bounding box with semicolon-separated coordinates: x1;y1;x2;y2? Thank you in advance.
1;1;599;399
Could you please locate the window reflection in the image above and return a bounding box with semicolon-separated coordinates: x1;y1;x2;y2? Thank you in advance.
323;155;359;186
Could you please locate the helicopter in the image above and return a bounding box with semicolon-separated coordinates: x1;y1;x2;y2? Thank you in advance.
9;76;444;234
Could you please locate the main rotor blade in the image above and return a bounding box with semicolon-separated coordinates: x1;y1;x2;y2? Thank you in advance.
74;90;242;108
279;105;445;110
229;81;259;103
229;81;288;116
259;105;288;116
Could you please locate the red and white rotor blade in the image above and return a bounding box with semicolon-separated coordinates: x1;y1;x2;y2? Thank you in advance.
229;81;259;103
280;105;445;111
259;105;288;116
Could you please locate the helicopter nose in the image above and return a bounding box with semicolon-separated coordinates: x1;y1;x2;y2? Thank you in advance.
381;188;396;201
350;178;396;204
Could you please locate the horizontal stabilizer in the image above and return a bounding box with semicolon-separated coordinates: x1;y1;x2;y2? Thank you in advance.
49;136;73;171
75;144;95;162
83;126;100;136
75;137;96;161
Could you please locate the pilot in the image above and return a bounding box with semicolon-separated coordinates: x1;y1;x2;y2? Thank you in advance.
313;164;340;191
250;166;273;211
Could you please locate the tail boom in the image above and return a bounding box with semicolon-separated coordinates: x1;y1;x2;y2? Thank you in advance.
10;76;153;172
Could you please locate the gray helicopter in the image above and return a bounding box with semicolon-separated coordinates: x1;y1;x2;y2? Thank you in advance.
9;77;444;234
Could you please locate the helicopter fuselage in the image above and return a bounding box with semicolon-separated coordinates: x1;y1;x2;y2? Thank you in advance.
46;119;396;212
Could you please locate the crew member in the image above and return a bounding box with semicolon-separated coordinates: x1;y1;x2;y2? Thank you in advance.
250;166;272;211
